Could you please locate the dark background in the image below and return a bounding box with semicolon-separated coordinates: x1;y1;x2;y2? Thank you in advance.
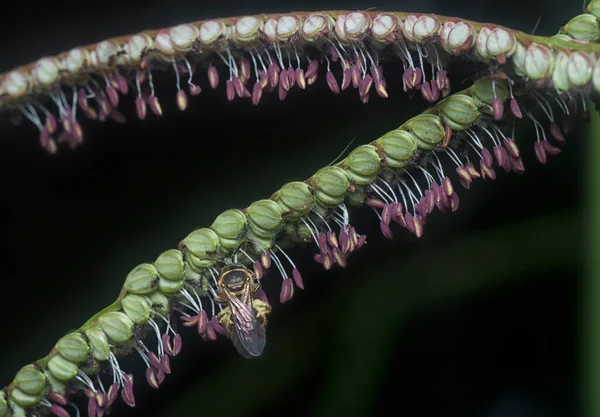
0;1;587;416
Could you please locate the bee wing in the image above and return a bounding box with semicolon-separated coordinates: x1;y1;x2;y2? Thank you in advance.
227;293;266;358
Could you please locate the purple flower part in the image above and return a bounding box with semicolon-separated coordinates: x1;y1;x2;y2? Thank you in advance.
380;221;394;240
510;98;523;118
550;121;565;143
503;138;520;158
251;82;263;106
307;73;318;86
173;333;183;356
351;64;361;89
326;231;339;250
413;215;424;238
278;81;288;101
50;404;70;417
255;287;269;304
292;268;305;289
208;65;219;89
481;147;494;167
330;46;339;62
455;166;472;188
180;314;198;327
459;177;471;190
435;70;447;90
45;113;57;133
198;310;209;335
146;368;160;389
225;80;235;101
541;141;561;155
493;144;511;172
159;355;172;375
253;260;264;280
105;86;119;108
305;59;319;79
107;383;119;405
314;253;323;265
533;142;547;164
492;97;504;121
240;58;251;83
392;210;407;228
480;160;496;180
370;65;382;84
430;80;441;102
204;322;217;341
211;316;227;336
162;334;175;357
402;68;415;91
287;67;296;88
359;74;373;97
135;97;147;120
233;77;246;98
326;71;340;94
412;67;423;89
148;351;161;370
77;88;90;111
115;74;129;94
157;368;166;385
442;176;454;197
360;90;370;103
318;232;331;255
421;81;434;102
97;407;106;417
356;234;367;249
332;247;348;268
148;96;162;116
84;388;95;399
279;278;295;304
339;228;351;254
449;192;460;212
97;392;109;409
88;396;98;417
366;198;386;209
176;90;188;111
109;110;127;125
279;69;290;91
321;253;335;270
404;213;416;233
381;203;393;226
261;251;272;269
509;156;525;174
48;392;68;406
391;201;404;218
425;190;436;214
295;68;306;90
268;63;280;89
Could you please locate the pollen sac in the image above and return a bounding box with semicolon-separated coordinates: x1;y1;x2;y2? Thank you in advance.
148;291;170;315
85;326;110;361
47;354;78;382
55;332;89;363
438;94;480;130
182;228;220;266
0;392;7;417
524;43;555;80
124;263;159;295
564;14;600;41
471;78;509;105
8;388;41;408
14;365;46;396
154;249;184;281
376;129;417;168
210;209;247;250
312;166;350;206
371;13;399;44
274;181;315;219
566;52;594;87
158;275;184;294
343;145;381;185
552;52;571;91
233;16;264;44
99;311;134;344
403;114;445;150
247;199;285;239
121;294;151;324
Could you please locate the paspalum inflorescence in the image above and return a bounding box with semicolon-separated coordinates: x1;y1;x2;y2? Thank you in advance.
0;3;596;417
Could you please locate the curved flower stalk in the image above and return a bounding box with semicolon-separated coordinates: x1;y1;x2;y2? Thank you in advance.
0;72;587;416
0;9;598;153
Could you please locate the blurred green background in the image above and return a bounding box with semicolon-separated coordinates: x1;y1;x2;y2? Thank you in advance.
0;1;591;416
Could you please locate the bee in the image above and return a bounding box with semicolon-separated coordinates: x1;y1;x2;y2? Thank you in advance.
214;263;271;358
